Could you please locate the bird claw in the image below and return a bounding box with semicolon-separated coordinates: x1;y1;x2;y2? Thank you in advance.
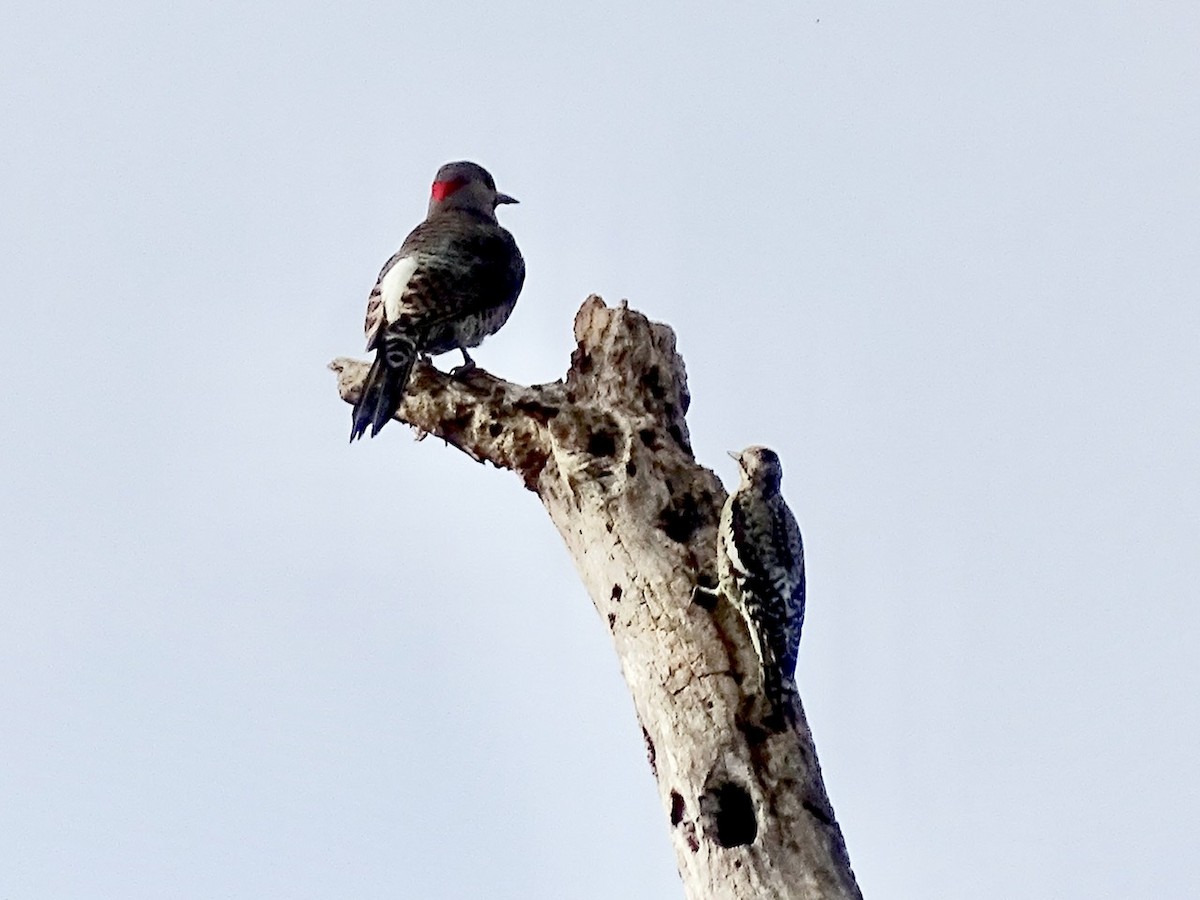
450;348;478;379
691;584;720;611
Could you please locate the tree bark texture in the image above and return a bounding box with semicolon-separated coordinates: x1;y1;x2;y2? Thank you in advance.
330;296;862;900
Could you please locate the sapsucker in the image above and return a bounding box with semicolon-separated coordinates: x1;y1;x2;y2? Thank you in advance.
350;161;525;441
717;446;807;722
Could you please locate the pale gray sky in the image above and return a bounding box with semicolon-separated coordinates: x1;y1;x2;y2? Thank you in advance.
2;2;1198;897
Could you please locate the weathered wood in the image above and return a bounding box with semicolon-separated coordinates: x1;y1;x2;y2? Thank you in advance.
330;296;861;900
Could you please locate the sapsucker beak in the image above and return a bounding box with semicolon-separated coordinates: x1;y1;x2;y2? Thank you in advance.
495;192;519;205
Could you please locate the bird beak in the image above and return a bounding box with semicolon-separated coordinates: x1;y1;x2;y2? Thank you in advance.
727;450;741;464
495;192;519;205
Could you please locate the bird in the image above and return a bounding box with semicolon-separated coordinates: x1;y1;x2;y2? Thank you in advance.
717;446;807;723
350;161;525;441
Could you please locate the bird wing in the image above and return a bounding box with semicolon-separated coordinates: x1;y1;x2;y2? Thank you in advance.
728;496;771;595
730;496;804;598
773;505;804;581
363;246;415;350
775;505;806;609
364;216;524;348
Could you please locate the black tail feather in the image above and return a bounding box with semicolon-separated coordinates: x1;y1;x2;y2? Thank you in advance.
349;341;417;441
758;643;800;731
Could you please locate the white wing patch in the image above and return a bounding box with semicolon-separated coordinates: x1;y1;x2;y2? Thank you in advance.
379;255;420;323
725;527;750;577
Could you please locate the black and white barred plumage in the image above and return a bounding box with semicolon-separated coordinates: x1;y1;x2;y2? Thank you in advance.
718;446;807;722
350;161;525;441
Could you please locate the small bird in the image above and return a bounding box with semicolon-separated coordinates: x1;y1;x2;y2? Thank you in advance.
717;446;807;722
350;161;525;441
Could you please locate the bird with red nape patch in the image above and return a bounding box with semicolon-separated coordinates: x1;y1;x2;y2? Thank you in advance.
350;161;524;441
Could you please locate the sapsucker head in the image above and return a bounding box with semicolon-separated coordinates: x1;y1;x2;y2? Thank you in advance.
729;445;783;494
426;160;519;221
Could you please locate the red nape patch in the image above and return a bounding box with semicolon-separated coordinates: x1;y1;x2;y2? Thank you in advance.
431;177;467;201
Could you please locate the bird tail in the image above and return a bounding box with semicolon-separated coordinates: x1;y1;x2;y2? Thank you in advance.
349;336;418;441
761;648;800;730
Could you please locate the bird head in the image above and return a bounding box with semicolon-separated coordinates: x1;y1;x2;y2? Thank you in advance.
729;446;783;493
427;160;518;221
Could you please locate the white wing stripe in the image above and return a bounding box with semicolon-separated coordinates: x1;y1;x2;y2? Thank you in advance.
379;255;420;324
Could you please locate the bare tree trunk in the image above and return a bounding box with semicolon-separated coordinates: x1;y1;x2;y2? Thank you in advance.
330;296;862;900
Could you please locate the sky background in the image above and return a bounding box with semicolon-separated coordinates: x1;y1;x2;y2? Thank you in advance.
2;2;1198;897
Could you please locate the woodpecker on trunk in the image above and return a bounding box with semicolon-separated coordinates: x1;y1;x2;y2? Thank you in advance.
350;161;525;441
717;446;807;724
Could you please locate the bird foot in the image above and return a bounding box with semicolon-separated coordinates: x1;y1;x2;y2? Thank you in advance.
691;584;720;611
450;348;479;379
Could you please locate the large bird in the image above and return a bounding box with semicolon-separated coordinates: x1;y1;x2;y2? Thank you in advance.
350;161;525;441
